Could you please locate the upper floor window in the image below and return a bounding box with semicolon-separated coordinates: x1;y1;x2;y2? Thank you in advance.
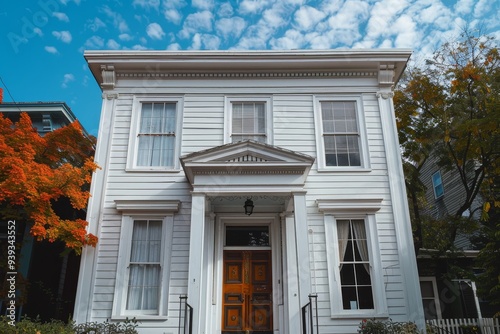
432;171;444;199
314;97;369;170
127;97;183;171
225;97;272;144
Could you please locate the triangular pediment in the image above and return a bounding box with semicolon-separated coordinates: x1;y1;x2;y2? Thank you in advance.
180;140;314;186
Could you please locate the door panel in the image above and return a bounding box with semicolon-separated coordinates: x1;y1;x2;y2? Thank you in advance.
222;250;272;334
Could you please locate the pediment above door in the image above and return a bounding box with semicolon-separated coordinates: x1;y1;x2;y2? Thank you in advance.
180;140;314;191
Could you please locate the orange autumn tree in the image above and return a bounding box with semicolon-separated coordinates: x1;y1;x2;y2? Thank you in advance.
0;112;99;253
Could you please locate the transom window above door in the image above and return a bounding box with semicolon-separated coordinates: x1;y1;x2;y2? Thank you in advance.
225;97;273;144
225;225;270;247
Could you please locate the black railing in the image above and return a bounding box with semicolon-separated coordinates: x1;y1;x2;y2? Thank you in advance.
178;295;193;334
301;294;319;334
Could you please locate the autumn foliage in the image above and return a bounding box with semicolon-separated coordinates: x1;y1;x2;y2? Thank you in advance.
0;112;99;253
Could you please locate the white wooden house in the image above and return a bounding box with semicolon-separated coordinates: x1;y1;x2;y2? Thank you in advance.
74;50;425;334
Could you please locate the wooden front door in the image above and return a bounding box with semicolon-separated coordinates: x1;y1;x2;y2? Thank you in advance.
222;250;273;334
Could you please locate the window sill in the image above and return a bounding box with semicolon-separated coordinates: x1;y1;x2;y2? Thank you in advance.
317;167;372;173
125;167;181;173
330;311;389;320
111;315;168;321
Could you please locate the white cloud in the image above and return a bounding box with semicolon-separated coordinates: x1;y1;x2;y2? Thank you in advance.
179;11;213;39
392;14;418;48
101;6;129;33
218;2;234;17
107;39;121;49
119;33;133;41
133;0;160;10
270;29;305;49
147;22;165;40
86;17;106;32
34;27;43;36
84;35;105;49
62;73;75;88
455;0;475;15
239;0;272;14
193;0;214;10
53;12;69;22
167;43;181;50
52;30;72;43
45;46;58;54
189;33;220;50
294;5;326;31
132;44;148;50
216;17;247;40
165;9;182;24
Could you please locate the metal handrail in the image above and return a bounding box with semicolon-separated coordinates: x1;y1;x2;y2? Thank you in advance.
178;295;193;334
301;294;319;334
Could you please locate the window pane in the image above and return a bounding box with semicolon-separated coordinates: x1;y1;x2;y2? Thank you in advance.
127;220;162;311
137;102;176;167
322;101;361;167
232;102;266;142
226;226;270;246
338;219;374;310
420;281;435;298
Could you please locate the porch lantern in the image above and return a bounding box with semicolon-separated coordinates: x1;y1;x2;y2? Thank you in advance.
244;198;254;215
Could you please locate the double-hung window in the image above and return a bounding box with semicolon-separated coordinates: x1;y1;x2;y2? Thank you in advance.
337;219;373;310
315;97;369;170
225;97;272;144
320;198;387;318
113;216;173;319
127;97;183;170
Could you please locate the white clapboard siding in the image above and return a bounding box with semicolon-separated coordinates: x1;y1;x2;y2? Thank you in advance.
81;62;414;333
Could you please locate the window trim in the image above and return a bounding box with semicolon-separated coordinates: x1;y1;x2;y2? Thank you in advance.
224;96;273;144
419;276;442;320
112;215;174;320
432;171;444;199
126;96;183;172
313;96;370;171
319;198;387;318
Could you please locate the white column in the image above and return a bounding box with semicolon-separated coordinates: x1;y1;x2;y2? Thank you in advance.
377;90;426;330
187;193;206;333
293;192;312;305
283;212;301;332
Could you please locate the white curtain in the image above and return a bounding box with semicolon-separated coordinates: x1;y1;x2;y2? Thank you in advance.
127;220;162;311
337;220;350;269
352;220;370;274
137;103;176;167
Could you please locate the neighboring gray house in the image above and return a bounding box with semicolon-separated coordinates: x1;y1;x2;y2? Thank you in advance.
417;155;494;320
74;50;425;334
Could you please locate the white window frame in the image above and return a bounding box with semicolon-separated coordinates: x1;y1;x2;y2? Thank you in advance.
126;96;183;171
419;276;442;320
313;96;370;171
432;171;444;199
112;215;174;320
224;96;273;144
319;198;387;318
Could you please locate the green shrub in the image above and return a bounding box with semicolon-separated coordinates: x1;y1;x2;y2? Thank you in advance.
0;316;138;334
358;318;422;334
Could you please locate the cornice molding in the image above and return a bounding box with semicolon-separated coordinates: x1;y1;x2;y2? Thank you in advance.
115;200;180;214
376;91;395;99
316;198;383;214
116;71;377;79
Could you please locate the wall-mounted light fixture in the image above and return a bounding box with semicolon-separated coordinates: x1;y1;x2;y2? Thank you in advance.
244;198;254;215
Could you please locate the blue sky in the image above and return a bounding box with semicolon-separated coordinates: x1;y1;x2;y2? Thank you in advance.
1;0;499;136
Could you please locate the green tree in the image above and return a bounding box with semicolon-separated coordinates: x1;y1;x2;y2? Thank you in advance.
394;30;500;253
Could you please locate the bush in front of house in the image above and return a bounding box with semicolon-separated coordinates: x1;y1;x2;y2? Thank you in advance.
0;316;138;334
358;318;421;334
